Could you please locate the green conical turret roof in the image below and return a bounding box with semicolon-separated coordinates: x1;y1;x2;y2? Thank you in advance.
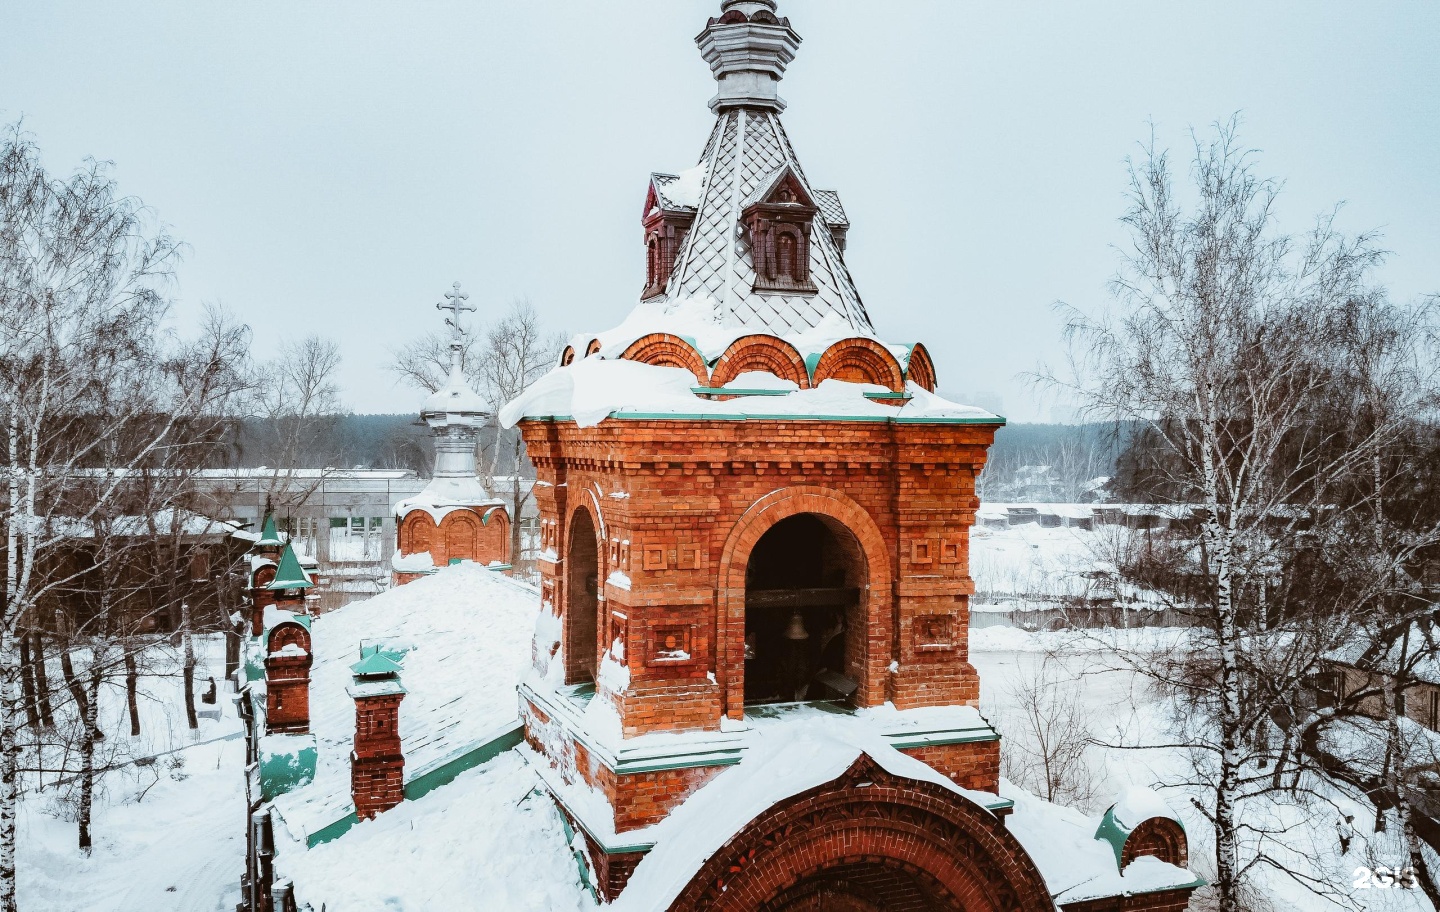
350;652;403;678
267;542;313;591
257;514;284;548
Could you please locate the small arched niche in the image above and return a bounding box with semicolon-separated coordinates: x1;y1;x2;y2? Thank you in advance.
565;508;601;685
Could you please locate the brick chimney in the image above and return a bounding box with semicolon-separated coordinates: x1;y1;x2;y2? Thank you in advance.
263;620;312;734
348;651;406;819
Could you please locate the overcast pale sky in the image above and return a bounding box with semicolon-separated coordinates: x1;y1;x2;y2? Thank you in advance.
2;1;1436;422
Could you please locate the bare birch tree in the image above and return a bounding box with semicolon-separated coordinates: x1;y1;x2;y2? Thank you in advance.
0;123;251;899
1047;118;1397;910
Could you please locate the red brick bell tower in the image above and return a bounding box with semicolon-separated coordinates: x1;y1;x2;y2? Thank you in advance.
503;3;1194;910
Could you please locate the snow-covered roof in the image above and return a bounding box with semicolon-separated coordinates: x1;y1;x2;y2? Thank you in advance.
269;564;538;840
395;477;504;521
1326;618;1440;686
47;508;248;541
279;751;594;912
607;719;1003;912
501;359;998;430
1002;782;1201;904
650;165;706;211
421;360;490;419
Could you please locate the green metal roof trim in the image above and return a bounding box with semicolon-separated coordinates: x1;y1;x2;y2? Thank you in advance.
1093;805;1130;867
404;722;524;802
257;514;285;547
303;724;526;849
523;412;1006;426
690;386;792;397
260;734;317;802
804;351;822;381
267;543;314;590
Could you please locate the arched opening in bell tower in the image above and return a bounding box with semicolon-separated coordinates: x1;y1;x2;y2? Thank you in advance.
565;508;600;684
743;513;864;707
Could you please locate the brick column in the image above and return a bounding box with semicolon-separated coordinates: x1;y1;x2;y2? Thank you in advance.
348;653;406;819
263;621;312;734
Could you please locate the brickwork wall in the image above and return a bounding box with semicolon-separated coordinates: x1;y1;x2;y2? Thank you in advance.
396;507;510;572
352;692;404;819
520;691;723;833
521;417;999;737
264;623;312;734
898;740;1000;793
249;564;278;635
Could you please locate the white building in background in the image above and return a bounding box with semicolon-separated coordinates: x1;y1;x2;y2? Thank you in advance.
192;468;428;610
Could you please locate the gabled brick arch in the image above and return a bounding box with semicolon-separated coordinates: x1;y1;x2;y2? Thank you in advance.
1121;817;1188;868
717;486;892;719
905;342;938;393
266;621;311;657
664;754;1054;912
709;334;810;389
812;338;905;392
620;333;709;385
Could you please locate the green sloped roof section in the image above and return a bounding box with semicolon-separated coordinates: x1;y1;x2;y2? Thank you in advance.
1094;806;1131;868
267;543;314;590
257;514;285;547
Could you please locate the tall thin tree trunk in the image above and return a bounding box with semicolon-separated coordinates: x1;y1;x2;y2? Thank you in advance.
0;630;21;912
17;637;38;731
30;631;53;729
124;646;140;737
55;610;88;722
181;602;197;730
77;653;103;853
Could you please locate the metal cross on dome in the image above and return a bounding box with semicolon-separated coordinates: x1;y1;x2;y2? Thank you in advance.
436;281;476;344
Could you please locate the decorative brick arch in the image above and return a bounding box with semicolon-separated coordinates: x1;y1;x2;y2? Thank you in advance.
665;754;1054;912
812;338;905;392
717;486;892;719
442;513;479;561
905;342;938;393
620;333;709;385
1121;817;1188;868
709;334;810;389
559;344;576;367
252;563;277;590
563;501;605;684
399;512;437;557
584;338;603;358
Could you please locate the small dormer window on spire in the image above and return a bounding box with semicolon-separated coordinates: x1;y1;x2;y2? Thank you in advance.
742;166;818;294
641;174;699;300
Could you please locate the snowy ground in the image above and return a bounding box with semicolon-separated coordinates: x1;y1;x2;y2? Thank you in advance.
971;625;1434;911
17;634;245;912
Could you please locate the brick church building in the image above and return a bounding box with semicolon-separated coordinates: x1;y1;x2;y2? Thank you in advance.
244;4;1202;910
500;2;1202;909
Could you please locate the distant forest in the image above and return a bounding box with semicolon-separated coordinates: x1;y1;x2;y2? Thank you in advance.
222;415;1147;502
